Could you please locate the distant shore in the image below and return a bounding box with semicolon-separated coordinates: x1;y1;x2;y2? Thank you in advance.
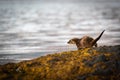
0;45;120;80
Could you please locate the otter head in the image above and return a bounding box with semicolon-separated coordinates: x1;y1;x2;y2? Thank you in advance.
67;38;79;44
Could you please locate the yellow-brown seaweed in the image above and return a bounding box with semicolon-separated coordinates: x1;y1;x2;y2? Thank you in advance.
0;45;120;80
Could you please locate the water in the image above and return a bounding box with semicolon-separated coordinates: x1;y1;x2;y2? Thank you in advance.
0;0;120;65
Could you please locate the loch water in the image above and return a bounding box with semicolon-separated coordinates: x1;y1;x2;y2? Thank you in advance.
0;0;120;65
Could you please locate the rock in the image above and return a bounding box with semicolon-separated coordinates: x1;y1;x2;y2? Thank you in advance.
0;45;120;80
94;54;107;63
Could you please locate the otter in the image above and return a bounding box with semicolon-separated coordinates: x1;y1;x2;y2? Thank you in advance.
67;30;105;50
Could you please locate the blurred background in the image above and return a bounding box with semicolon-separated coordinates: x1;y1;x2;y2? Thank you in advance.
0;0;120;64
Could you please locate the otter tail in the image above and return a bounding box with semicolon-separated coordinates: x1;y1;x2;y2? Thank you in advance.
91;30;105;46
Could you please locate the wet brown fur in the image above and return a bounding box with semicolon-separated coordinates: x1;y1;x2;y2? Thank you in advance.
67;30;105;50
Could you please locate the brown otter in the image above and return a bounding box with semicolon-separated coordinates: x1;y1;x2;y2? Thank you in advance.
67;30;105;50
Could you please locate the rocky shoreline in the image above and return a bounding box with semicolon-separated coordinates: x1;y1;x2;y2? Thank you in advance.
0;45;120;80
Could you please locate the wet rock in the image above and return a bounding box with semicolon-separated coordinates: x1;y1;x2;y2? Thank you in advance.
94;45;120;53
93;68;113;76
77;75;86;80
114;60;120;70
84;60;94;67
94;54;107;63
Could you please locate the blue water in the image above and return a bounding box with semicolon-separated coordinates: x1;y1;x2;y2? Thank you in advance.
0;0;120;65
